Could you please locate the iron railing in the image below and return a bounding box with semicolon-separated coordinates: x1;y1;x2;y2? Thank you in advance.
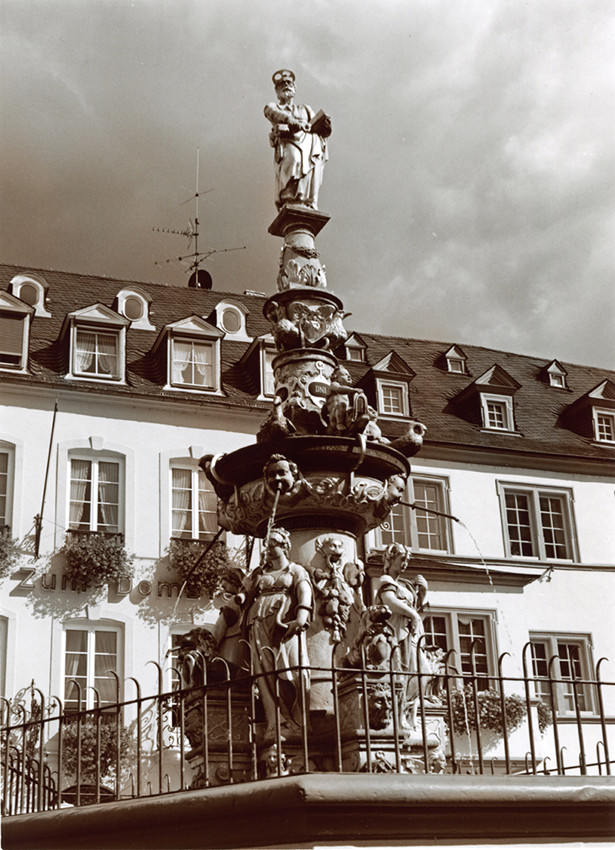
1;642;613;817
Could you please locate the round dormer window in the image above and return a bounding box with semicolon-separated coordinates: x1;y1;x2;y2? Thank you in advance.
124;296;144;321
221;307;241;334
19;283;39;306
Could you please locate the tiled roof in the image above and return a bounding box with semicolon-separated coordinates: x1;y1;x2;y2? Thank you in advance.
2;263;615;463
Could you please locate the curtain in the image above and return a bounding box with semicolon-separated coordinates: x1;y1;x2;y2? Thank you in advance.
75;331;96;373
198;470;217;534
97;462;119;531
172;341;192;384
97;333;118;377
194;343;213;386
64;629;88;708
69;459;91;528
172;468;191;536
94;630;118;705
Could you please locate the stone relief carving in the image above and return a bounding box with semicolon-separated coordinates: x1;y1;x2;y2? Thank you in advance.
265;298;348;351
312;536;362;643
280;259;327;290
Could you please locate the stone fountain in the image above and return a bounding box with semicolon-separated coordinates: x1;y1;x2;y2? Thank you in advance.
182;69;445;782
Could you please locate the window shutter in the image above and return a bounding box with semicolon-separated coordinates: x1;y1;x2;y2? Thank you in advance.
0;314;25;355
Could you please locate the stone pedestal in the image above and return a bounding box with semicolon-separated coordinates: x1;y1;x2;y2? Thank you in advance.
338;674;448;774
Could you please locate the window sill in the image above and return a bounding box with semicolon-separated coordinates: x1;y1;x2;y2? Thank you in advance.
479;428;523;436
66;374;126;385
164;384;225;396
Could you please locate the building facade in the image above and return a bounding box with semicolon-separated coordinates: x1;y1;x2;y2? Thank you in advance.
1;262;614;776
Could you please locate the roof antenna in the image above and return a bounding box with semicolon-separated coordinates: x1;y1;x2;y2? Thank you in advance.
153;148;246;288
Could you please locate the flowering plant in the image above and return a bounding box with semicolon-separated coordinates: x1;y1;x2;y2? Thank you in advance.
0;531;21;579
60;531;133;593
168;538;230;597
449;686;527;738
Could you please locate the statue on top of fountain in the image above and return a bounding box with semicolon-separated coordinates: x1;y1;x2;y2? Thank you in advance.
265;69;331;211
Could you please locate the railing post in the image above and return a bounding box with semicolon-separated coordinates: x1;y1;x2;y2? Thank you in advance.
595;657;611;776
497;653;511;774
469;642;483;775
521;642;537;774
547;655;562;774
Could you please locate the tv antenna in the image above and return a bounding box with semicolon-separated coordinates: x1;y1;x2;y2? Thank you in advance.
153;149;245;288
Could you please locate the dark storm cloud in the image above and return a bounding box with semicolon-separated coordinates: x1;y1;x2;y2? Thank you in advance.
1;0;613;367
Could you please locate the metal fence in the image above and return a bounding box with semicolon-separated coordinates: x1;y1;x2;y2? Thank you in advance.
2;642;613;817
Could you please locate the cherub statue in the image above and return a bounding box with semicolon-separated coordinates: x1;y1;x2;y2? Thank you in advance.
323;366;371;436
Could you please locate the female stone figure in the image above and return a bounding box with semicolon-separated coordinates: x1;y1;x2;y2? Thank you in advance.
237;527;312;741
375;542;428;729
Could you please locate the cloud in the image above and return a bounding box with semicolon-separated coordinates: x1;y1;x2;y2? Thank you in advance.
0;0;613;367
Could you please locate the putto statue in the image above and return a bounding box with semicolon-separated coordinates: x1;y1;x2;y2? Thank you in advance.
265;69;331;210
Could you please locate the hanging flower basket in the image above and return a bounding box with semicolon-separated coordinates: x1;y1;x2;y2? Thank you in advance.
449;686;527;738
60;531;133;593
168;538;230;598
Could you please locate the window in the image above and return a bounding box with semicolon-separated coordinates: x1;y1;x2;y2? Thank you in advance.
171;339;215;389
376;476;451;553
171;466;217;539
448;358;466;374
73;329;120;379
498;484;577;561
63;624;122;711
116;288;154;330
423;610;495;689
0;446;14;530
377;380;409;417
481;394;515;431
593;409;615;443
550;373;566;388
69;458;122;534
213;300;251;341
530;634;595;715
9;273;51;317
262;347;276;397
0;291;33;371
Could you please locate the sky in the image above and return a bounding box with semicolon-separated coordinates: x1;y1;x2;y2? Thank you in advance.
1;0;613;368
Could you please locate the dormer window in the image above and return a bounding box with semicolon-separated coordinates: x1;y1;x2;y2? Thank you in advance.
444;345;468;375
212;301;251;342
157;316;224;394
0;291;34;372
367;351;415;420
116;288;155;331
65;305;128;383
562;379;615;444
9;273;51;318
343;333;367;363
546;360;568;389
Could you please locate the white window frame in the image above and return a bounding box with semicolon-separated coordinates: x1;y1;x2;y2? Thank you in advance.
67;454;125;536
213;300;251;342
592;408;615;444
167;335;221;394
423;608;497;688
529;632;596;716
116;288;155;330
259;343;277;398
0;295;33;373
446;356;466;374
480;393;515;431
10;274;51;318
376;379;410;418
0;443;15;532
346;344;365;362
0;615;8;698
373;475;452;554
170;463;218;540
69;322;126;383
497;482;578;562
63;621;123;711
549;372;566;389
